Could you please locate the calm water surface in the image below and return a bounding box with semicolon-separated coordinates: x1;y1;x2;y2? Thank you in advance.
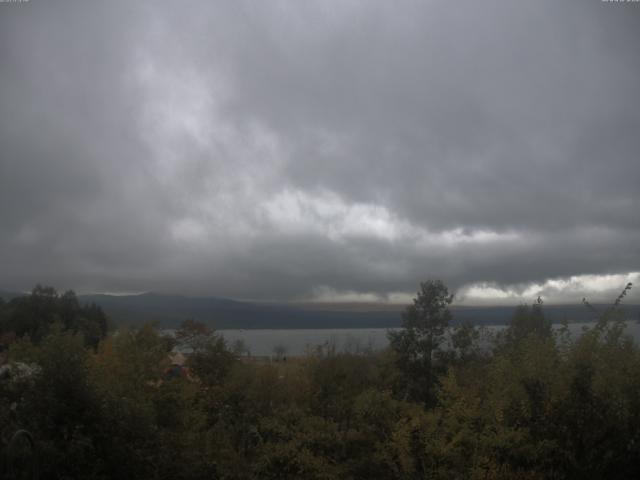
217;322;640;357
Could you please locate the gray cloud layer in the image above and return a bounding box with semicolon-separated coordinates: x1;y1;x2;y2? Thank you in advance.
1;1;639;303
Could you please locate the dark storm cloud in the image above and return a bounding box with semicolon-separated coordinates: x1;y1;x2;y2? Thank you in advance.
1;0;639;303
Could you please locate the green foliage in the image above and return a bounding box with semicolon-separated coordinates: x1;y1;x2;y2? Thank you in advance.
501;296;552;348
0;285;108;347
9;327;104;478
2;283;640;479
388;280;454;404
175;319;238;386
174;318;213;353
188;336;237;386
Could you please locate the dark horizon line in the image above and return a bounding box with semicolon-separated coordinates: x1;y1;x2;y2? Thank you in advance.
1;287;637;310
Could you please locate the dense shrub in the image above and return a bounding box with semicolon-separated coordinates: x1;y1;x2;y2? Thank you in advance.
1;284;639;479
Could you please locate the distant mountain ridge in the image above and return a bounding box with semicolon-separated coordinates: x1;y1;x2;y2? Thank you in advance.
2;290;638;329
77;292;640;329
0;290;24;301
78;292;400;329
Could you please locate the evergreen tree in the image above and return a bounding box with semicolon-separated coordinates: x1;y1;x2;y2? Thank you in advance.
388;280;453;404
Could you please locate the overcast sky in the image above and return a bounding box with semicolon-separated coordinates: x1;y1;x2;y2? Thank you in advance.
1;0;639;305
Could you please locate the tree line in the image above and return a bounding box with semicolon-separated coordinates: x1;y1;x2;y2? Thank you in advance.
0;281;638;479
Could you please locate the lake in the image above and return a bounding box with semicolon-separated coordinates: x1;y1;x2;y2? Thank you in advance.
216;321;640;357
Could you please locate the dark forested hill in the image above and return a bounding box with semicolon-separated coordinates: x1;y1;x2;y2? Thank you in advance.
78;293;401;329
0;289;23;301
2;289;637;329
72;292;640;329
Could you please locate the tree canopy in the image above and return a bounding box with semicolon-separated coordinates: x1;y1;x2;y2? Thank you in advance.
2;282;640;479
388;279;454;404
0;285;108;347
